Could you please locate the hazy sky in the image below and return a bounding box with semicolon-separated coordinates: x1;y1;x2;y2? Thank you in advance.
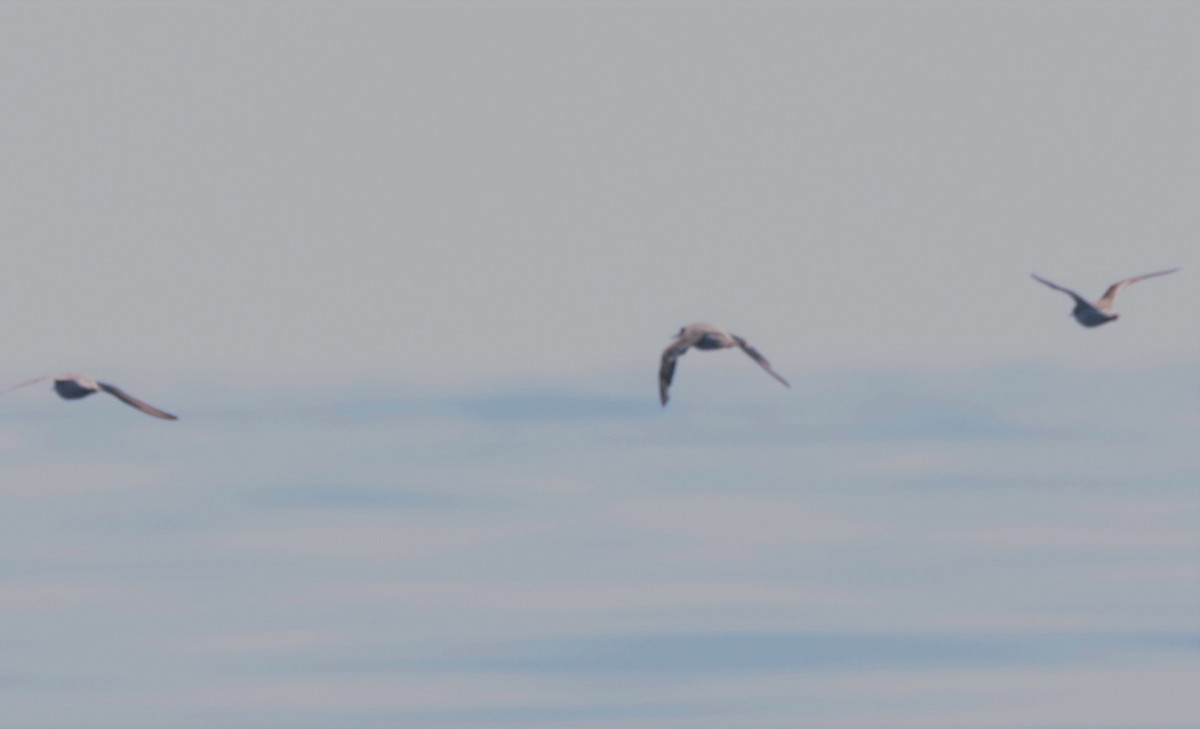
1;2;1198;728
1;0;1196;387
2;363;1198;727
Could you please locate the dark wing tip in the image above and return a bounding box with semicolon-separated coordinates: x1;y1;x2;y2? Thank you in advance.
659;347;680;407
658;365;673;406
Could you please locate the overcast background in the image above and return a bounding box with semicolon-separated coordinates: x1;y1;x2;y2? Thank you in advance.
1;2;1197;728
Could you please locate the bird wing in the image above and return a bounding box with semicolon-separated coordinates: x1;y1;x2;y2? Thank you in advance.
1;376;51;396
732;335;791;389
659;333;698;406
1097;267;1180;312
1030;273;1090;306
98;382;178;420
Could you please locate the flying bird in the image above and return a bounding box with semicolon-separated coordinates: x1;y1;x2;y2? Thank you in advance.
2;374;178;420
659;322;790;406
1030;268;1180;328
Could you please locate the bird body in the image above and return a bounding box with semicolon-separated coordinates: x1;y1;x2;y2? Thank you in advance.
659;322;789;406
3;374;178;420
52;376;100;400
1031;268;1179;328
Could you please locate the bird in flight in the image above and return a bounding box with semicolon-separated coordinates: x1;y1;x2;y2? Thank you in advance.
2;374;178;420
1030;268;1180;328
659;322;790;406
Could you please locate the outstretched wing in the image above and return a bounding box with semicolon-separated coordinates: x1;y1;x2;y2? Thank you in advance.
98;382;178;420
659;335;696;406
732;336;791;389
1030;273;1089;306
1;376;51;396
1097;267;1180;312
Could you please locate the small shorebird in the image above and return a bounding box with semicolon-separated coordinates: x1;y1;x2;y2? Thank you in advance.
2;374;178;420
659;322;790;406
1031;268;1180;328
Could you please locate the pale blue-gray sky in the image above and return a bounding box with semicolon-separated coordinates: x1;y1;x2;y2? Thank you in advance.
1;0;1196;385
1;2;1198;728
1;365;1198;726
